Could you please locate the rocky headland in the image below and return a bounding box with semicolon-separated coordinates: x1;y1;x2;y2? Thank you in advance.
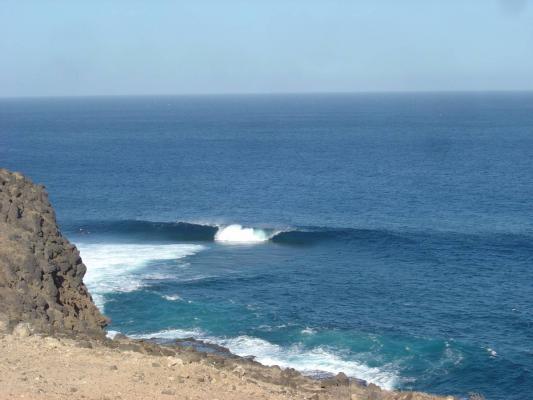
0;168;107;337
0;168;453;400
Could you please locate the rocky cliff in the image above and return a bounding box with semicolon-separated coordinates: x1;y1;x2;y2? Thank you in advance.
0;169;107;337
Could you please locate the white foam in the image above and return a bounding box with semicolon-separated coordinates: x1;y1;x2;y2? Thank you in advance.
216;336;398;389
77;243;204;311
162;294;183;301
130;328;205;340
132;329;398;390
214;224;272;244
106;330;121;339
144;272;178;281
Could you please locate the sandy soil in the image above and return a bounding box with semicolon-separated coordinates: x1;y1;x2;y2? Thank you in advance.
0;332;453;400
0;335;315;400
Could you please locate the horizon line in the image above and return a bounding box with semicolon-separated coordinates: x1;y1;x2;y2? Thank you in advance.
1;89;533;100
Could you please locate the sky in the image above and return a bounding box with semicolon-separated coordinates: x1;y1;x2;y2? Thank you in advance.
0;0;532;97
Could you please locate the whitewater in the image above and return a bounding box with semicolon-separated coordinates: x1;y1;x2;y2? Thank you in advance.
77;233;400;390
78;243;205;310
214;224;276;243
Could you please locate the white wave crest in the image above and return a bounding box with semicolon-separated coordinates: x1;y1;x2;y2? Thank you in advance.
214;224;273;244
77;243;204;311
132;329;398;390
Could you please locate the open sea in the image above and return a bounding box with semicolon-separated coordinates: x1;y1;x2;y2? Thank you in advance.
1;93;532;399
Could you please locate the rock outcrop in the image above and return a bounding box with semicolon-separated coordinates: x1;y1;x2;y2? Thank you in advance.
0;169;107;337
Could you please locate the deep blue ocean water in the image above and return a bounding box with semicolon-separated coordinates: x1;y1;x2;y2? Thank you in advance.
1;93;532;399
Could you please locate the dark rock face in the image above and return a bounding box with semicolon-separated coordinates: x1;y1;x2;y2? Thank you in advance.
0;169;107;337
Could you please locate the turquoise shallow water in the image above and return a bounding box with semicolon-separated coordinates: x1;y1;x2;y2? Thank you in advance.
1;93;532;399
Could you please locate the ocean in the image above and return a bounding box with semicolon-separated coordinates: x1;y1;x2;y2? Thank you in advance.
1;93;532;399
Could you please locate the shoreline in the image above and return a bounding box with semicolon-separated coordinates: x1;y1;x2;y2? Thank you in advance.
122;333;368;383
0;325;453;400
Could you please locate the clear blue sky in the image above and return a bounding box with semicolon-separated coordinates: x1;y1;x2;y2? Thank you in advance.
1;1;532;96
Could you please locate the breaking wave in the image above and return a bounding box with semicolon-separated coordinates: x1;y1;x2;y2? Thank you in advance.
69;220;533;251
130;328;399;390
68;220;414;246
214;224;276;243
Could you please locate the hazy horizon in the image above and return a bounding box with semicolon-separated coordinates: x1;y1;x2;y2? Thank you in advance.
3;89;533;101
1;0;533;97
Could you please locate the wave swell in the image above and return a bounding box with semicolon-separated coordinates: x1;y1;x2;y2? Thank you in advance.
69;220;410;246
69;219;533;250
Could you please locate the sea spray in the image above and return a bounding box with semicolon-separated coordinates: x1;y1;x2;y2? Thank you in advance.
214;224;274;243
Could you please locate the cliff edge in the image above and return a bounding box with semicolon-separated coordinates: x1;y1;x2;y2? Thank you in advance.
0;168;107;337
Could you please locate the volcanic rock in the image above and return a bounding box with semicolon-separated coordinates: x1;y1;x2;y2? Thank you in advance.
0;169;107;337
